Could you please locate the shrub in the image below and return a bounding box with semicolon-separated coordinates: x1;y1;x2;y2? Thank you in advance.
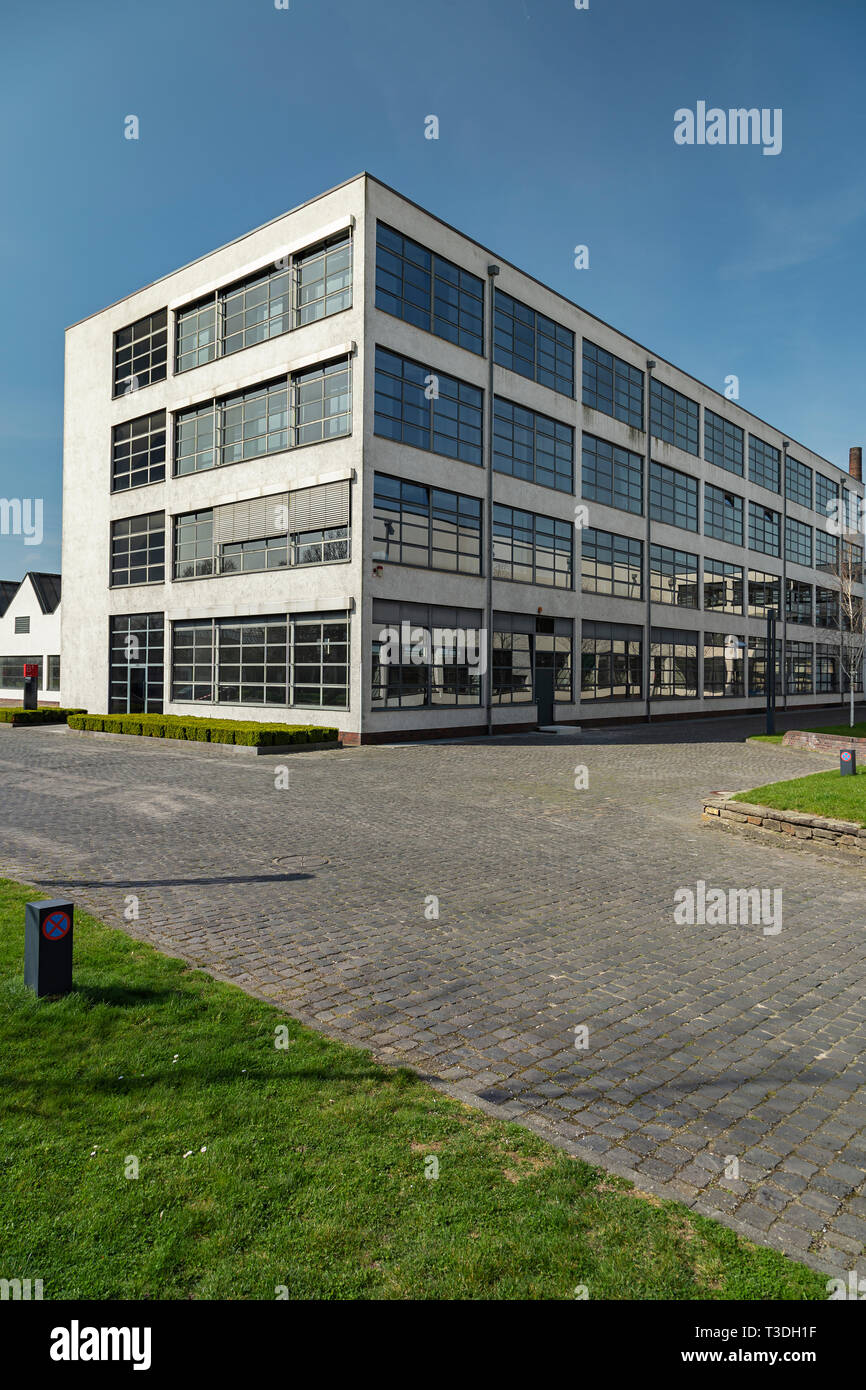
67;712;339;747
0;707;85;725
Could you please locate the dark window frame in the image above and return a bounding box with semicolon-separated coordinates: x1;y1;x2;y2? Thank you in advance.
704;408;744;476
175;231;353;374
581;433;643;515
650;379;699;456
650;543;699;608
703;558;744;615
113;310;168;398
581;527;643;600
372;472;481;576
493;289;575;397
492;503;573;589
111;410;167;492
748;500;781;557
493;396;573;492
649;460;699;532
580;620;643;702
110;511;166;587
375;222;484;355
374;346;482;467
581;340;643;429
704;482;744;546
748;435;781;494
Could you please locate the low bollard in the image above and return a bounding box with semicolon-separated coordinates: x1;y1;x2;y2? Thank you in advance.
24;899;74;997
840;750;857;777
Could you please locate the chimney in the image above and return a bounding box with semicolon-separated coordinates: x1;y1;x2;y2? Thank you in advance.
850;446;862;482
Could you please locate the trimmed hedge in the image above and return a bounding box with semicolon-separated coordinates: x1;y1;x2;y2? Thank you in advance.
66;712;339;747
0;707;85;725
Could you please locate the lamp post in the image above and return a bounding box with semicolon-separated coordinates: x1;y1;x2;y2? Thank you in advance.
485;263;500;737
766;607;778;735
644;360;655;722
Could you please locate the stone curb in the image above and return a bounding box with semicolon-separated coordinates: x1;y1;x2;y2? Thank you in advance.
702;793;866;855
0;719;71;730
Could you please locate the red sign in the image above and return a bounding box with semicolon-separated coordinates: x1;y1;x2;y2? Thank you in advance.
23;664;38;678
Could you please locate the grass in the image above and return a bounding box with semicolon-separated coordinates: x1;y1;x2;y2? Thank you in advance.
733;766;866;824
0;879;827;1301
748;723;866;748
805;723;866;740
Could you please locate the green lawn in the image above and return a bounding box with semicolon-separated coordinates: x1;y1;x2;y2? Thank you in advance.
806;723;866;740
0;879;826;1300
748;723;866;748
733;766;866;824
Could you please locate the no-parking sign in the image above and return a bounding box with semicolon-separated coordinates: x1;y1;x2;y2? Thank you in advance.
42;910;71;941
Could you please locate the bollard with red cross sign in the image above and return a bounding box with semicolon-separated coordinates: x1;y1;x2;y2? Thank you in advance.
24;900;74;996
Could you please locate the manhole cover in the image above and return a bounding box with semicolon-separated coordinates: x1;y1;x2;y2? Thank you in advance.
272;854;330;871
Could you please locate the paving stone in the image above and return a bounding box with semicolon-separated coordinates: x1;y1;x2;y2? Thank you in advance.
734;1203;777;1232
831;1213;866;1242
2;718;865;1268
766;1222;814;1252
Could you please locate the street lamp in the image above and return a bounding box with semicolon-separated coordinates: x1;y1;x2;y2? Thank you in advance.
766;607;778;735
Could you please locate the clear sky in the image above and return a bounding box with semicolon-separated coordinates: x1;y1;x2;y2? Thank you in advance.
1;0;864;579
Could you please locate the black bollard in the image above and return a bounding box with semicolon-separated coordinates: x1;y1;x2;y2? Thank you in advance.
24;900;74;997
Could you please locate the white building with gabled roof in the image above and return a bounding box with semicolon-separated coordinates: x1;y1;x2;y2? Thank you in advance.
0;572;62;704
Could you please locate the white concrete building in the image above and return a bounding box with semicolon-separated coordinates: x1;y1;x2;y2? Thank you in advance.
0;573;62;704
61;172;865;741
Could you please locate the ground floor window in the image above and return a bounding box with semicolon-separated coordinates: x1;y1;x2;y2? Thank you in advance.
371;600;483;709
171;612;350;708
535;617;573;703
580;621;642;702
109;613;164;712
492;628;532;703
492;612;573;704
650;627;698;699
703;632;744;698
0;655;42;689
46;655;61;691
291;618;350;707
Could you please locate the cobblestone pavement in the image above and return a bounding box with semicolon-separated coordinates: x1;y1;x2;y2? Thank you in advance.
2;712;866;1277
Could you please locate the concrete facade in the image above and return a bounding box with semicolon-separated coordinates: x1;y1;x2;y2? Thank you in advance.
0;573;61;704
62;172;865;738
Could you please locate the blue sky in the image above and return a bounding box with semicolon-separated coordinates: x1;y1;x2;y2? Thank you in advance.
1;0;864;578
